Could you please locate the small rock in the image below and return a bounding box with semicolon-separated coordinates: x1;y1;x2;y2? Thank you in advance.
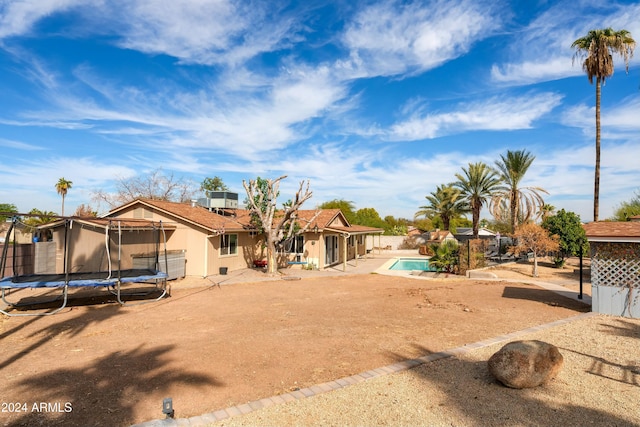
488;340;563;389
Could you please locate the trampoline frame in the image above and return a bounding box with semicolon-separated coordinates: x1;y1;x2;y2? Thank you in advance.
0;216;170;316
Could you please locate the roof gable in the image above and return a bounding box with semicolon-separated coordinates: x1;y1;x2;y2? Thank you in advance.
107;198;247;232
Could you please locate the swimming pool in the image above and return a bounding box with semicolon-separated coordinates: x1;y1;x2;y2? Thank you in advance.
389;258;432;271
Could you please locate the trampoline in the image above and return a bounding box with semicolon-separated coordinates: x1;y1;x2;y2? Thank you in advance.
0;215;169;316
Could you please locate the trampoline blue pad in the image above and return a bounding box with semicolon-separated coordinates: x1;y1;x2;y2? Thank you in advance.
0;269;168;289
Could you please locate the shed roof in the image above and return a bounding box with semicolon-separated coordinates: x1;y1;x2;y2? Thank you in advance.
582;221;640;242
37;217;173;231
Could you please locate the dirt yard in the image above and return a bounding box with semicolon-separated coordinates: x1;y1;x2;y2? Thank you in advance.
0;262;590;426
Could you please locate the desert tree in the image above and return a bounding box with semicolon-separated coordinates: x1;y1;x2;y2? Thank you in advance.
55;177;73;216
243;175;319;275
454;162;502;238
72;204;98;217
490;149;547;233
572;28;636;221
542;209;588;266
200;176;229;193
0;203;18;222
511;222;559;277
319;199;357;224
611;189;640;221
92;168;197;209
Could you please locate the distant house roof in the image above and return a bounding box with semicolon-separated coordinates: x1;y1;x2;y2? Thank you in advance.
407;227;423;236
583;221;640;243
454;227;497;237
427;229;455;243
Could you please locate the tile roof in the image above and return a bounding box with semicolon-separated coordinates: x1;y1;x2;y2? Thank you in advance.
582;221;640;240
112;199;247;232
328;225;384;234
297;209;341;229
108;200;382;234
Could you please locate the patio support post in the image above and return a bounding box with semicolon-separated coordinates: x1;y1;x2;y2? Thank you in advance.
343;234;347;272
579;245;583;300
354;235;358;266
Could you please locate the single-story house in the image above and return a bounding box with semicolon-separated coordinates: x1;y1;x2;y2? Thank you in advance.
104;197;383;277
583;221;640;318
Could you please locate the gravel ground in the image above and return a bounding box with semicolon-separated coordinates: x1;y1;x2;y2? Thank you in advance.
211;313;640;427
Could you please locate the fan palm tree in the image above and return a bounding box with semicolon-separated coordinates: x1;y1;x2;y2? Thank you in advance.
55;177;73;216
454;162;502;238
490;150;547;233
415;184;468;231
572;28;635;222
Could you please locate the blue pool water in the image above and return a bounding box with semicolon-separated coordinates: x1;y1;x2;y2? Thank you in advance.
389;258;432;271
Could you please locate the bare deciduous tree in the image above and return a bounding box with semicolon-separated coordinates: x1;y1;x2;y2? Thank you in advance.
92;168;197;209
243;175;319;275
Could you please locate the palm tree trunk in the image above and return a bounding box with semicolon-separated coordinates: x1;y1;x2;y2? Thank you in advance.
594;77;601;222
510;191;517;233
472;203;480;238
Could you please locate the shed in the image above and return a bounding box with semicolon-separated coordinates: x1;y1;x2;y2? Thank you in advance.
583;221;640;318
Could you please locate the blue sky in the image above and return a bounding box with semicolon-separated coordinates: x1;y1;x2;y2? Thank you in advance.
0;0;639;222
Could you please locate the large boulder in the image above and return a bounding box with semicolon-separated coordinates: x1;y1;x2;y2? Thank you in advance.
488;340;563;389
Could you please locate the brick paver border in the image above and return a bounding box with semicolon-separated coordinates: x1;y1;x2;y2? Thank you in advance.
131;311;598;427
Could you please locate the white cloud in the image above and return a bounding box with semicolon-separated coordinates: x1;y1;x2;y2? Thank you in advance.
12;60;350;160
491;2;640;85
0;156;136;213
491;57;576;85
562;96;640;136
0;138;45;150
341;0;501;77
0;0;89;38
388;92;563;141
111;0;298;65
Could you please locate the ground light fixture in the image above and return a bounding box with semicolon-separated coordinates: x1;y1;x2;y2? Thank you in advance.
162;397;174;418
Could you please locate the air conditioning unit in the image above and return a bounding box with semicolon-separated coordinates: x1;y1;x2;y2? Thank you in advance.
198;191;239;209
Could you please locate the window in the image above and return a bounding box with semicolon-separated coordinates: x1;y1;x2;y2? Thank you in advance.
286;235;304;254
220;234;237;256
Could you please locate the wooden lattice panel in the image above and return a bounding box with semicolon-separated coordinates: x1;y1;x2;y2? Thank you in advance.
592;256;640;288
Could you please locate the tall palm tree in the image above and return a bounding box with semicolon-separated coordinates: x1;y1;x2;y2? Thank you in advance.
490;150;547;233
415;184;468;231
572;28;635;222
454;162;502;238
55;177;73;216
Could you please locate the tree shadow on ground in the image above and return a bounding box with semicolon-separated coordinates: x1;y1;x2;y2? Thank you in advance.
0;305;125;370
501;286;590;311
386;342;639;427
598;317;640;340
4;344;222;427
